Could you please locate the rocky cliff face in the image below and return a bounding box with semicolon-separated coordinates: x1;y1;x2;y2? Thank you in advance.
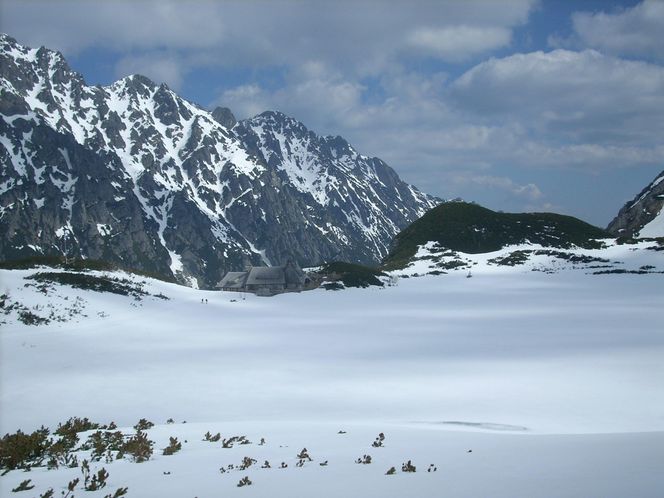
0;34;438;287
607;170;664;238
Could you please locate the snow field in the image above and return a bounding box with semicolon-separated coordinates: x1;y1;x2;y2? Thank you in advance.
1;421;663;498
1;255;663;496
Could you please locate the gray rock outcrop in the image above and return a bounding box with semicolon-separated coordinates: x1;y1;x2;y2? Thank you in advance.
607;170;664;238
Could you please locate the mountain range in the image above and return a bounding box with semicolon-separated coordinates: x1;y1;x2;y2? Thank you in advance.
2;33;662;291
0;34;438;288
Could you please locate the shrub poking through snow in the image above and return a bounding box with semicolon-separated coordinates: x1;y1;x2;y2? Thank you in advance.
237;476;252;487
62;478;79;498
17;310;49;325
238;456;257;470
40;473;126;498
104;488;128;498
297;448;312;461
0;427;51;470
222;435;250;448
46;438;79;470
355;454;372;464
84;430;124;462
203;431;221;442
162;437;182;456
386;466;396;475
81;459;109;490
133;419;154;431
118;431;153;463
11;478;35;492
371;432;385;447
401;460;416;472
26;272;149;299
56;417;99;440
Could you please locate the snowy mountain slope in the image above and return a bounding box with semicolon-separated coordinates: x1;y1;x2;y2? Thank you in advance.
607;169;664;238
1;259;663;497
391;238;664;278
379;200;662;277
0;34;438;287
233;111;435;263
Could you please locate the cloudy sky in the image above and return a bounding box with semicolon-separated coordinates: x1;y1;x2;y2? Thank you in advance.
2;0;663;225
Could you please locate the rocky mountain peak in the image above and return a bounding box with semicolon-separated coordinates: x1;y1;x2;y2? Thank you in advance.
211;106;237;129
1;33;79;94
113;74;158;99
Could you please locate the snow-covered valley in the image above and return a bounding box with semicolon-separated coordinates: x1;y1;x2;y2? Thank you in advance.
1;245;663;497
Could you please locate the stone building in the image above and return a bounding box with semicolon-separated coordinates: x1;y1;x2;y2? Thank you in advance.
218;260;310;296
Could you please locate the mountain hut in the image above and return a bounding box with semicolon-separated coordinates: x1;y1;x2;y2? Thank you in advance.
217;260;308;296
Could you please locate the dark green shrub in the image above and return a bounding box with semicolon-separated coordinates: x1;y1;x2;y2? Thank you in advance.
17;310;49;326
104;488;128;498
162;437;182;456
133;419;154;431
60;478;79;498
11;479;35;491
319;262;386;288
221;435;250;448
371;432;385;447
203;431;221;442
322;282;344;291
488;251;531;266
84;430;124;462
56;417;100;439
237;476;252;487
81;459;109;490
46;437;79;469
0;427;50;470
118;431;153;463
0;256;175;284
27;273;148;298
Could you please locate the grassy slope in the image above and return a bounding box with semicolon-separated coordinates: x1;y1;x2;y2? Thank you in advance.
384;202;609;270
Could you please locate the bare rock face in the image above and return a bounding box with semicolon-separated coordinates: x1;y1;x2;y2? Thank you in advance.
211;107;237;129
0;34;439;288
607;171;664;238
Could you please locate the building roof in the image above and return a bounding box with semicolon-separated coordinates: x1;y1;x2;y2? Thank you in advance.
218;271;249;289
245;266;286;286
218;261;306;291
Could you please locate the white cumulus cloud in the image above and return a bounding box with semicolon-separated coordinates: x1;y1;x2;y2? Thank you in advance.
450;49;664;146
406;25;512;61
570;0;664;61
